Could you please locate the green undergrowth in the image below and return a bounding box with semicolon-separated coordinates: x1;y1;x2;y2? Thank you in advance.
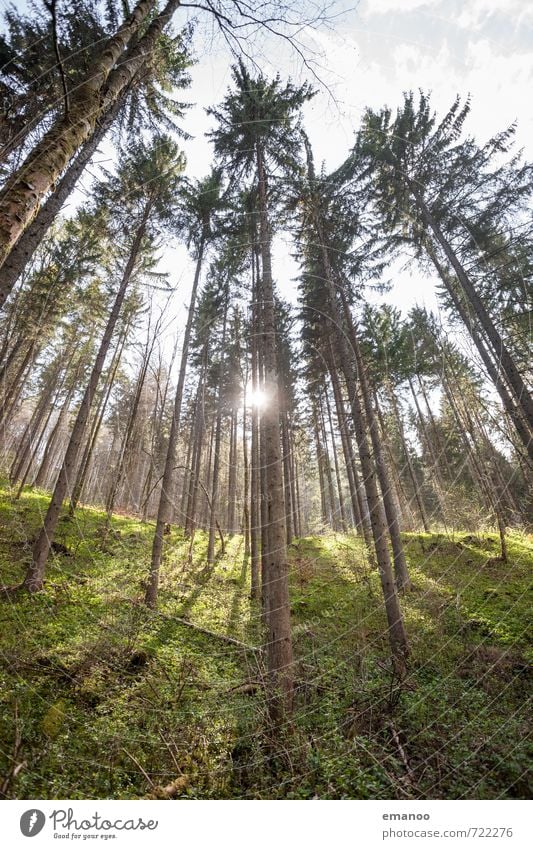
0;481;531;799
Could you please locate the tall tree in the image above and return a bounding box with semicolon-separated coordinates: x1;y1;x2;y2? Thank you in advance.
208;61;314;717
23;135;184;592
145;169;224;606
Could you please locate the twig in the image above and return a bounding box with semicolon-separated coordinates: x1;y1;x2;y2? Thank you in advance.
388;722;416;787
158;611;262;653
0;703;25;797
121;748;155;788
44;0;70;118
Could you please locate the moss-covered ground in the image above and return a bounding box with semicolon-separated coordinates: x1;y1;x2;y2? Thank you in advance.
0;482;531;799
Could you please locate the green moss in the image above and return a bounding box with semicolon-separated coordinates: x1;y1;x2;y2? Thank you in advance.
0;481;531;799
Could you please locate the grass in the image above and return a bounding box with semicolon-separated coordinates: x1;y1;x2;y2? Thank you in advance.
0;481;531;799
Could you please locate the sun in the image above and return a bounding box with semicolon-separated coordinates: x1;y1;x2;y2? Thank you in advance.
246;387;268;409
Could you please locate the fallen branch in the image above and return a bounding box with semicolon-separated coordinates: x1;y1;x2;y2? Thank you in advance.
158;612;262;653
388;722;416;787
225;681;262;695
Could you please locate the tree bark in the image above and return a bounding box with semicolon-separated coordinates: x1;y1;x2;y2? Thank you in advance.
0;101;120;306
416;195;533;434
428;247;533;463
207;301;228;564
69;323;128;514
323;386;348;532
145;232;205;606
0;0;181;266
302;135;409;666
387;382;430;533
338;300;411;590
24;203;151;591
256;141;293;716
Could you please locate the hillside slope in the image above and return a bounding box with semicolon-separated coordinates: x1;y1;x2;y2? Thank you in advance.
0;484;531;799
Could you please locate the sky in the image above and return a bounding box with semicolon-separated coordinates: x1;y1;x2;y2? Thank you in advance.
143;0;533;351
5;0;531;362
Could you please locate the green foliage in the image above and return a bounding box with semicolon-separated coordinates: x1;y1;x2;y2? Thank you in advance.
0;483;531;799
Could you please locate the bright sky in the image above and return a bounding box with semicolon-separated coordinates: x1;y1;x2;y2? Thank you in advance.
149;0;533;341
6;0;531;360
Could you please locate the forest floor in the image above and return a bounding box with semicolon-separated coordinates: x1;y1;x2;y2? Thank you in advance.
0;481;531;799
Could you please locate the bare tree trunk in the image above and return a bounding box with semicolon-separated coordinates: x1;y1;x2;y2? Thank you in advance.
303;134;408;667
313;406;330;527
10;380;57;484
24;203;151;591
145;233;205;606
417;195;533;434
323;386;348;532
33;380;74;489
11;345;76;489
242;398;251;558
339;303;411;590
184;354;207;541
407;375;449;529
318;390;339;530
0;341;38;432
256;141;293;716
281;411;293;544
288;414;301;538
207;302;228;564
294;448;304;536
329;360;370;541
374;390;416;530
227;406;238;534
69;323;128;514
387;383;430;533
105;335;152;520
201;420;215;530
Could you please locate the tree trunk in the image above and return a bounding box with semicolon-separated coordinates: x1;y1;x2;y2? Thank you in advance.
242;396;251;558
227;407;238;534
323;386;348;532
0;341;37;432
288;414;301;538
313;406;330;527
281;411;293;544
207;302;228;564
250;303;261;599
145;233;205;606
105;350;149;520
318;391;338;530
0;101;121;306
0;0;181;265
417;195;533;434
69;324;128;514
339;303;411;590
427;244;533;463
329;359;372;543
374;389;416;530
302;135;408;666
407;375;449;529
24;203;151;591
387;382;430;533
256;141;293;717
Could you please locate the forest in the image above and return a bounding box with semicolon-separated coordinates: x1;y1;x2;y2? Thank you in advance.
0;0;531;801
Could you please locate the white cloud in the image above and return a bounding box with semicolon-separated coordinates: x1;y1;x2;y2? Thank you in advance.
300;18;532;168
456;0;533;31
360;0;439;14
